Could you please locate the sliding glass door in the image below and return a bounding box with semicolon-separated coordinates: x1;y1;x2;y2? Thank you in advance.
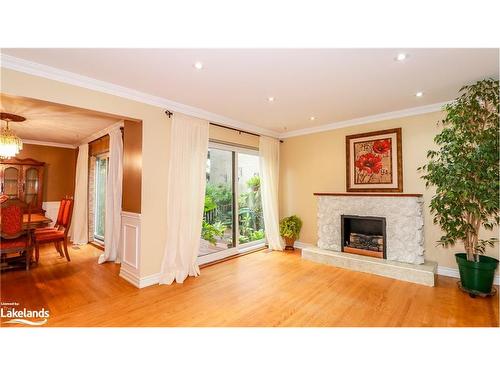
199;142;265;264
94;154;108;243
237;153;264;245
201;148;235;254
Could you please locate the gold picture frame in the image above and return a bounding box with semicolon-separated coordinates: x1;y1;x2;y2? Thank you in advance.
346;128;403;192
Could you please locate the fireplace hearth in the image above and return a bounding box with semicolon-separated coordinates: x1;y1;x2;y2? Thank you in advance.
341;215;386;259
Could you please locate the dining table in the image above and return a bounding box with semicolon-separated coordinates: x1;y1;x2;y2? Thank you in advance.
23;213;52;229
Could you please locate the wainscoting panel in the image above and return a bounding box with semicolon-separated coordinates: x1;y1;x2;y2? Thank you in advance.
119;211;141;287
42;201;60;224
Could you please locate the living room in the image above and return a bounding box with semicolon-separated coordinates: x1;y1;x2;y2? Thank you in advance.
1;2;499;375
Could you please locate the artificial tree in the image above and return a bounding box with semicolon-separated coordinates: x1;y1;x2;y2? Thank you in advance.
419;78;499;262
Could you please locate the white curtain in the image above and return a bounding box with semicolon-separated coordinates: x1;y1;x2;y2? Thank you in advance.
259;136;283;250
159;113;209;285
99;127;123;264
70;143;89;245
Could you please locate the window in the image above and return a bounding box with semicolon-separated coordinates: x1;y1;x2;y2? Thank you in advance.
200;143;265;264
94;154;108;242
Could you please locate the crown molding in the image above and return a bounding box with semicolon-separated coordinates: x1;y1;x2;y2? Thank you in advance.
2;53;453;141
1;53;280;138
80;120;123;145
279;101;451;139
22;139;77;149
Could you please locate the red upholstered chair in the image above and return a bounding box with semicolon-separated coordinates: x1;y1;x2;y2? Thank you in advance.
34;199;68;257
0;199;34;271
34;198;74;262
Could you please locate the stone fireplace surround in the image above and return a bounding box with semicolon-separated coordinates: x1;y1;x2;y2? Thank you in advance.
317;193;425;264
302;193;437;286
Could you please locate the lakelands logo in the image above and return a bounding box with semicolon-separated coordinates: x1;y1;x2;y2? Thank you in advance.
1;302;49;326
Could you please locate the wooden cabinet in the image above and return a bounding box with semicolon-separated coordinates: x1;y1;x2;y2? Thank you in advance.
1;158;45;213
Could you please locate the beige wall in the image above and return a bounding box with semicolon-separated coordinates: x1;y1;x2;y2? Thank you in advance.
1;68;169;278
16;143;76;202
280;111;499;271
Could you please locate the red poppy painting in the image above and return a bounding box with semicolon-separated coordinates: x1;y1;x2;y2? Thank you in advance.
346;128;402;192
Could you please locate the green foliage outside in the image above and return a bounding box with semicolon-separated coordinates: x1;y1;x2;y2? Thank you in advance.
246;175;261;190
279;215;303;239
202;176;265;246
201;220;226;246
419;79;499;262
201;194;226;245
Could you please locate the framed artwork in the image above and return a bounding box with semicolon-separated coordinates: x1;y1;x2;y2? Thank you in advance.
346;128;403;192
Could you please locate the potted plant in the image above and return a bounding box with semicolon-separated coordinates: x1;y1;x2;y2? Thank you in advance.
419;78;499;297
247;175;260;192
279;215;303;250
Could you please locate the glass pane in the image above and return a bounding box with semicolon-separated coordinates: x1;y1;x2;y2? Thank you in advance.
3;167;19;198
200;148;234;255
25;168;39;204
238;153;265;245
94;157;108;241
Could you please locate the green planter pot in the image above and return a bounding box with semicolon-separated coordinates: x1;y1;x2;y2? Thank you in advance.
455;253;498;295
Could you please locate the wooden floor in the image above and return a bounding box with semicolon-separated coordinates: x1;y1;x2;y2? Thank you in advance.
1;244;498;327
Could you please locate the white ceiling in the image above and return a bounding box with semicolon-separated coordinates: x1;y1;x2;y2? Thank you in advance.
2;48;499;136
0;93;122;146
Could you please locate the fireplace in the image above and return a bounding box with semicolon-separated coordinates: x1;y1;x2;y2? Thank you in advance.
341;215;386;259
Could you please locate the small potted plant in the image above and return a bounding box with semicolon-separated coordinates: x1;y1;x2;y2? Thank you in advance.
419;78;499;297
279;215;303;250
247;175;260;192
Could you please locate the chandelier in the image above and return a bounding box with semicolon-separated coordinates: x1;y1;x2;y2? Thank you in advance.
0;112;25;159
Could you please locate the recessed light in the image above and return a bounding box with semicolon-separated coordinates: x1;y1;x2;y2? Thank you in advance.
268;97;275;102
395;53;408;61
415;91;424;97
194;61;203;70
310;116;315;121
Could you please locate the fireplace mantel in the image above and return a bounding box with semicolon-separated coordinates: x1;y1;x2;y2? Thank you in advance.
314;192;423;197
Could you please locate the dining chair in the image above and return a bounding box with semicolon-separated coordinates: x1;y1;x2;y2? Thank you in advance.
34;198;74;262
0;199;34;271
34;198;68;257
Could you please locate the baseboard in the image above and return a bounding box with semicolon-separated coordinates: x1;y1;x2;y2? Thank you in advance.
119;267;140;288
295;242;500;286
294;241;313;250
438;265;500;285
138;273;161;288
119;267;161;289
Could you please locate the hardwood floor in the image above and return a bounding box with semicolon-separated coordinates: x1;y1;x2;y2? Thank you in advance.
1;243;498;327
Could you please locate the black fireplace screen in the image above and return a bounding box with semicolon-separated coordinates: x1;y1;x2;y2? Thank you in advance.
341;215;386;258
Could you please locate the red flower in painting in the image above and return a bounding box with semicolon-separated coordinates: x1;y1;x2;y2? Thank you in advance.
355;153;383;174
372;139;391;154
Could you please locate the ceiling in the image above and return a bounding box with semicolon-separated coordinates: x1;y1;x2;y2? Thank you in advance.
0;93;122;146
2;48;499;135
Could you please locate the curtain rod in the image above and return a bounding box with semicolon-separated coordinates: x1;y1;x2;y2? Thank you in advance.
165;110;283;143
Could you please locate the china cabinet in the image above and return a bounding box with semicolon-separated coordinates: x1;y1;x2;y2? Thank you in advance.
0;157;45;213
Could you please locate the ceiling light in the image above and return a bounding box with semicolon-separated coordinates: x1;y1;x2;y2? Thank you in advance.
415;91;424;97
310;116;315;121
395;53;408;61
194;61;203;70
268;97;275;102
0;112;24;159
